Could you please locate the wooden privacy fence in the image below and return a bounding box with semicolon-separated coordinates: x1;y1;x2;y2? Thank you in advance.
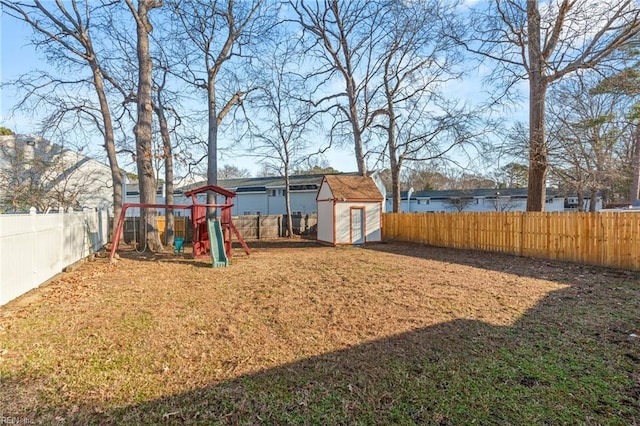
156;216;188;242
233;214;318;239
119;217;190;244
119;214;318;244
383;212;640;271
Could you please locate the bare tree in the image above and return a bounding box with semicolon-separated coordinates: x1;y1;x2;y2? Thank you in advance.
1;0;124;233
218;165;251;180
123;0;163;251
460;0;640;211
445;192;475;212
170;0;269;214
293;159;340;175
93;6;190;248
380;0;473;213
246;38;324;237
401;163;447;191
0;136;108;212
547;73;632;209
0;138;50;212
489;192;519;211
492;162;528;188
593;65;640;202
288;0;389;176
153;66;178;246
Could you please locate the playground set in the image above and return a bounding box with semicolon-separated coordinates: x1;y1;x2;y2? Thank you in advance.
108;185;250;266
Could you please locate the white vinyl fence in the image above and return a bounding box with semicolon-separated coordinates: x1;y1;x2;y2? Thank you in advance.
0;208;109;305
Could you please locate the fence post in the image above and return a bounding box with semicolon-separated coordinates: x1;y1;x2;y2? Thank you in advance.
257;213;261;240
519;212;525;257
30;207;37;289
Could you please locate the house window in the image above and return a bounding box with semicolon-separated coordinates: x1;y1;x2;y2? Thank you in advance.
269;189;277;197
418;199;429;205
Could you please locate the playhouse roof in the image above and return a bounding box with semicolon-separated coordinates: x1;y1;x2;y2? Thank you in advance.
183;184;236;198
322;175;383;201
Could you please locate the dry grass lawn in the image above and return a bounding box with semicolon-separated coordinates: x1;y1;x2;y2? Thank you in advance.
0;240;638;424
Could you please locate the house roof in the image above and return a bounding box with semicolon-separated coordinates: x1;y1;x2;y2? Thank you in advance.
322;175;383;201
390;187;556;200
184;184;236;198
179;172;360;193
415;188;530;200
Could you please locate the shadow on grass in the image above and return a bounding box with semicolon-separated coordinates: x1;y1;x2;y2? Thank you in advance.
364;241;638;287
45;271;639;425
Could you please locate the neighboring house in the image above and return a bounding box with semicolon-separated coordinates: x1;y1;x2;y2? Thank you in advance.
215;174;328;215
563;195;604;211
387;188;603;213
0;134;113;212
317;175;384;245
124;172;388;217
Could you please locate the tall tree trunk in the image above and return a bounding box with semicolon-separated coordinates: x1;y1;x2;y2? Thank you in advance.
390;155;400;213
155;99;174;246
526;0;547;212
347;79;366;176
89;61;122;240
577;185;584;211
284;169;293;238
132;0;162;251
589;189;597;212
602;188;610;206
387;113;401;213
631;122;640;202
207;78;218;218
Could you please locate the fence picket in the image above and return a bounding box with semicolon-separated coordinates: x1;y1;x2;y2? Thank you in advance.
1;209;109;305
382;212;640;271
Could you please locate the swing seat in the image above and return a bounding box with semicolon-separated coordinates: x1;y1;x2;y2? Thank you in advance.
174;237;185;253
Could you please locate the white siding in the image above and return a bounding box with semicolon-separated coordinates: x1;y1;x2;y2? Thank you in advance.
335;203;351;244
57;153;113;209
289;191;318;214
365;202;382;242
0;136;113;211
128;190;321;217
334;202;381;244
238;190;319;215
545;198;565;212
387;196;603;213
317;200;334;243
235;192;269;215
317;181;333;200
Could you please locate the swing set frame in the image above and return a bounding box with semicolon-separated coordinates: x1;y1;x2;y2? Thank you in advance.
108;185;250;262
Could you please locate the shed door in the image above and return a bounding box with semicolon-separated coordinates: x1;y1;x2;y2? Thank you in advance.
351;207;365;245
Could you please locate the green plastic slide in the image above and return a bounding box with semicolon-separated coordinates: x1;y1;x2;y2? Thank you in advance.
207;219;229;268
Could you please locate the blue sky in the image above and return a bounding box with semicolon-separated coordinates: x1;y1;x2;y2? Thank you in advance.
0;6;527;179
0;13;362;176
1;15;34;131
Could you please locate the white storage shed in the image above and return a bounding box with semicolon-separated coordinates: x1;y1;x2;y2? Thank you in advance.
316;175;384;245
